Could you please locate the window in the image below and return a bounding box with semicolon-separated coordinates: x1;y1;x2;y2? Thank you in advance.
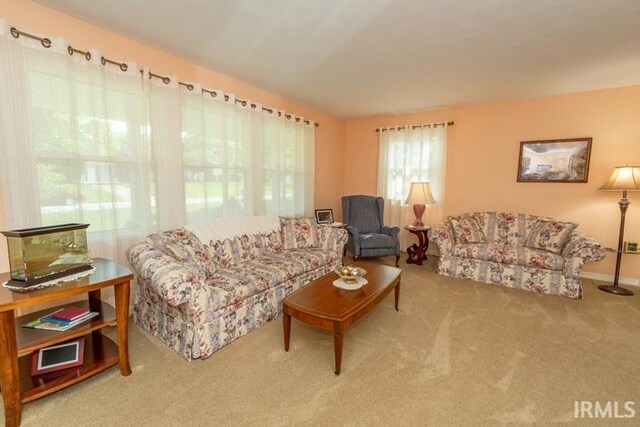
377;125;447;229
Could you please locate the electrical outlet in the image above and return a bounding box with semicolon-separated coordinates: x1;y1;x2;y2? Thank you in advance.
623;241;639;254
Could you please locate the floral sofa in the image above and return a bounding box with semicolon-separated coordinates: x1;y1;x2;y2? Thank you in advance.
428;212;605;299
127;215;347;360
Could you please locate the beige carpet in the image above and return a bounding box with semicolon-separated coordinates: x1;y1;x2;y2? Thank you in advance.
5;256;640;426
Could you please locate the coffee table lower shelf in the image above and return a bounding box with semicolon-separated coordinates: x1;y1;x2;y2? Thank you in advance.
18;333;119;403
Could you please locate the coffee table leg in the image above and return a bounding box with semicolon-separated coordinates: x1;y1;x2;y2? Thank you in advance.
395;281;401;311
283;311;291;352
333;328;344;375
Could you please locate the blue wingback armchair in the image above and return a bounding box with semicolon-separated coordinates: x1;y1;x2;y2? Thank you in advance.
341;195;400;267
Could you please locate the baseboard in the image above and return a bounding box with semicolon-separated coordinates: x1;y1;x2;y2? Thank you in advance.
580;271;640;287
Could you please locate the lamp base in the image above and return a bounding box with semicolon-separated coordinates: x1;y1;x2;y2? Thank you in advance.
412;204;425;228
598;284;634;296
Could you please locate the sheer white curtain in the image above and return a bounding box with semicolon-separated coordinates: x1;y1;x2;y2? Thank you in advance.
179;88;315;222
256;110;315;217
377;125;447;248
0;23;158;266
0;20;316;268
181;86;253;222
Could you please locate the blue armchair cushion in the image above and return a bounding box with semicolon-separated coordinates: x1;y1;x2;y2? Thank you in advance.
359;233;397;249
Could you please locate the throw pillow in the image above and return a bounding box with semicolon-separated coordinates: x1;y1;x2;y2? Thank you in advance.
525;220;578;254
449;217;486;244
259;230;283;255
207;238;235;270
233;234;261;262
160;228;215;277
281;217;318;249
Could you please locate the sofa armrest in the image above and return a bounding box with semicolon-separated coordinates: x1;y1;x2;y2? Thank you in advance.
127;242;205;307
561;231;606;278
428;223;455;256
562;231;606;262
317;226;348;254
381;225;400;238
346;225;361;254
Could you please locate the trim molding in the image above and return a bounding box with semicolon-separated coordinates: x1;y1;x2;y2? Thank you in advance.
580;272;640;287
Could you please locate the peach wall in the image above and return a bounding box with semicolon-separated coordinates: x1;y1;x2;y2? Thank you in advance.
0;0;345;272
344;86;640;280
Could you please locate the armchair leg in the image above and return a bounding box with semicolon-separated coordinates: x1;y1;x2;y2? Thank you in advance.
395;255;400;268
343;247;347;257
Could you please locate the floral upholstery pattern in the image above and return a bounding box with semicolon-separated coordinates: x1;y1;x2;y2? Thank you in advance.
281;217;318;249
525;220;578;254
146;227;214;278
259;230;283;255
451;243;565;271
207;238;236;270
429;212;605;299
127;242;205;307
449;217;486;243
128;220;348;360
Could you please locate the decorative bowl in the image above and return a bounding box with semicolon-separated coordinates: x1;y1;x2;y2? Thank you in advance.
334;266;367;282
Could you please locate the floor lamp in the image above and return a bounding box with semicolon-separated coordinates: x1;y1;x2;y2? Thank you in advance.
598;165;640;296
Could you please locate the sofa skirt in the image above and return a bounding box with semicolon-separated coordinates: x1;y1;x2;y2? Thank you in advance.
437;256;582;299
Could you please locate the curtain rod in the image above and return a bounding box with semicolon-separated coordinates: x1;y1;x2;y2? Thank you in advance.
375;121;454;132
9;26;319;127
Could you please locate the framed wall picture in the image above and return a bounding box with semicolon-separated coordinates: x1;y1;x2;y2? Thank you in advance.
517;138;592;183
314;208;334;224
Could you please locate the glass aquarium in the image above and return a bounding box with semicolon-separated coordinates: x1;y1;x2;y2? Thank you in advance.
2;223;91;288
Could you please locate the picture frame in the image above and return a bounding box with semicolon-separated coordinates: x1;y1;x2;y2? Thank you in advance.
517;138;592;183
31;337;85;376
314;208;334;224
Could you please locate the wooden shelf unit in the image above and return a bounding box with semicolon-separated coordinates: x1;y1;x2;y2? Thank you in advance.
16;299;116;356
19;333;119;403
0;258;133;427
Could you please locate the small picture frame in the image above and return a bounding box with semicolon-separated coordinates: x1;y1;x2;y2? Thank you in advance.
31;337;85;376
314;209;333;225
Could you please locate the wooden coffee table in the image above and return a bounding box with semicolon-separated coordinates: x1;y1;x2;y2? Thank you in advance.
282;262;401;375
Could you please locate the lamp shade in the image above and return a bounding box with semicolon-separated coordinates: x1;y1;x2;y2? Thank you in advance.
599;165;640;191
405;182;436;205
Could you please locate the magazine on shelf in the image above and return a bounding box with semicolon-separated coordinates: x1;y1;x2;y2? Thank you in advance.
23;309;99;331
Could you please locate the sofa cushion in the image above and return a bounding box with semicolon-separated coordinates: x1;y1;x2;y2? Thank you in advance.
281;217;318;249
452;243;565;271
201;248;334;314
359;233;397;249
449;217;486;243
525;220;577;254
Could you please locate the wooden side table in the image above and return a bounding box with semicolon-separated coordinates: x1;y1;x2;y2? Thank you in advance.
405;226;430;265
0;258;133;427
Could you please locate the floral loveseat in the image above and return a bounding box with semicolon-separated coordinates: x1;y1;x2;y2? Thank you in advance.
428;212;605;299
127;215;347;360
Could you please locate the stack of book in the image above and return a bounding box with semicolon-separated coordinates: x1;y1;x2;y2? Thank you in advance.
23;307;99;331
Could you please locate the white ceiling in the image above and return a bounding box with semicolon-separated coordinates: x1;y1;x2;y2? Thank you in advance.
35;0;640;118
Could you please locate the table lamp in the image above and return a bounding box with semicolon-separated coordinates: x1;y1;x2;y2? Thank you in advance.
405;182;436;227
598;165;640;296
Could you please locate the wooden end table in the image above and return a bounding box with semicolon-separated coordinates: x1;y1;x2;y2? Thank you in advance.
405;226;430;265
0;258;133;427
282;262;401;375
